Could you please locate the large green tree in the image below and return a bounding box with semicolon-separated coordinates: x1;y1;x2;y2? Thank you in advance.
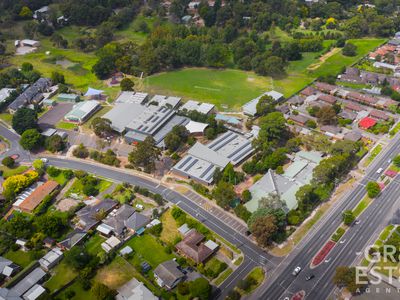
212;181;236;209
12;108;38;134
20;129;43;151
128;137;160;173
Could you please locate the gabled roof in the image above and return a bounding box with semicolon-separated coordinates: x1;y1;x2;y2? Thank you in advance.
76;199;118;231
58;228;87;250
175;229;217;263
154;260;185;288
17;180;58;213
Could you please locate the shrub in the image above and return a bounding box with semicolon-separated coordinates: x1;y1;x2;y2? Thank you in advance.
242;189;252;202
2;156;15;168
47;166;61;177
177;282;190;295
73;143;89;158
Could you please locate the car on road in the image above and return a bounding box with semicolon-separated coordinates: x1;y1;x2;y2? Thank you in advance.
377;167;383;174
388;159;392;163
292;266;301;276
40;158;48;163
355;219;360;225
305;274;315;281
340;239;346;244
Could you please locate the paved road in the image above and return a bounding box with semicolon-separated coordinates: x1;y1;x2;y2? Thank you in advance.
46;157;281;298
0;124;30;162
253;133;400;300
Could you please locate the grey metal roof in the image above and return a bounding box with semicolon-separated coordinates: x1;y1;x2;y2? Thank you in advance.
115;92;148;105
242;90;284;116
154;260;184;289
11;268;46;296
150;95;181;109
8;78;51;111
0;288;22;300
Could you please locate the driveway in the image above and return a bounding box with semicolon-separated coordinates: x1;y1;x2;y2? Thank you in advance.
39;102;73;129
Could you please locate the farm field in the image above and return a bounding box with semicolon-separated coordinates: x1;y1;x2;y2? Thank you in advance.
143;38;385;109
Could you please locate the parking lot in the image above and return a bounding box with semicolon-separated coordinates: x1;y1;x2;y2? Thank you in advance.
39;102;73;129
183;190;248;236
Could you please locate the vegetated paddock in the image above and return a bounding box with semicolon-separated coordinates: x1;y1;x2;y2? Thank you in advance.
143;38;385;108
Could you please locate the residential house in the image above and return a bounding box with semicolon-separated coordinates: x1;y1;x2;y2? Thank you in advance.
39;248;63;271
276;104;290;115
116;278;157;300
345;102;364;112
0;88;14;103
346;92;378;106
75;199;118;231
317;94;337;105
359;117;377;130
175;229;218;264
338;110;357;121
314;82;337;94
0;257;19;278
154;260;185;290
57;228;87;250
344;131;362;142
10;268;46;298
102;204;150;237
320;125;342;139
288;114;311;126
300;86;316;97
8;78;52;113
13;181;59;214
369;109;390;121
287;95;304;106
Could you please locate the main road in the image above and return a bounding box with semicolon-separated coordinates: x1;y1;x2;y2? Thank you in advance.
253;133;400;300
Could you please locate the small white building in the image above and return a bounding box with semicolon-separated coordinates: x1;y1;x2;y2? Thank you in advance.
101;236;121;253
180;100;215;115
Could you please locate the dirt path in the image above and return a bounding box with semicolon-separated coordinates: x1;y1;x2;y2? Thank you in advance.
307;47;341;71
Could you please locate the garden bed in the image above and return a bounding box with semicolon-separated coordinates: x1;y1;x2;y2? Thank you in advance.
311;240;336;267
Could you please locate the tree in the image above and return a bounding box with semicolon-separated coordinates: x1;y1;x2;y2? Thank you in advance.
2;156;14;168
32;159;45;173
120;78;135;91
212;181;236;209
342;43;357;57
12;108;38;134
21;62;33;72
65;247;92;270
128;137;160;173
251;215;277;247
256;95;276;116
242;189;252;202
45;135;65;153
263;56;286;78
19;6;33;18
366;181;380;198
258;112;287;145
316;106;337;125
393;154;400;167
342;210;355;225
91;282;115;300
189;278;211;300
51;71;65;84
91;118;113;137
258;193;286;210
333;266;367;294
73;144;89;158
34;214;67;238
20;129;43;151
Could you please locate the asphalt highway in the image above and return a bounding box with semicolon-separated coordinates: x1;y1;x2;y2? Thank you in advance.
253;134;400;300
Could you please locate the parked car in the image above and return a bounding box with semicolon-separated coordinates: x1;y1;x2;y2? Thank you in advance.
292;266;301;276
305;274;315;281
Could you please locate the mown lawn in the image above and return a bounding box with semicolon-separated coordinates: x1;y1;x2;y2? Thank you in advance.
0;165;29;178
4;250;39;268
57;280;97;300
56;121;78;131
66;178;112;197
125;234;175;268
143;68;273;109
0;113;12;125
143;38;384;108
44;261;78;292
85;234;105;256
48;172;70;185
353;196;372;217
160;209;180;244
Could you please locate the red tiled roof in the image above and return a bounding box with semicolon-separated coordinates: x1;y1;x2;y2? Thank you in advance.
345;102;364;112
18;180;59;212
301;86;316;97
317;94;337;104
359;117;377;129
314;82;337;93
175;229;215;263
369;109;389;121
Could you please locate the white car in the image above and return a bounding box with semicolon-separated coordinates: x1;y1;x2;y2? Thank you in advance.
292;266;301;276
40;158;48;163
377;167;383;174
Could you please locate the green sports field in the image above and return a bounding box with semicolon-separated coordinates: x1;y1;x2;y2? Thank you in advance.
142;38;386;109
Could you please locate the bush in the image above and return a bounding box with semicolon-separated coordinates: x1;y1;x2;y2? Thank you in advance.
171;207;185;220
177;282;190;295
287;210;301;225
242;189;252;202
63;169;74;179
73;143;89;158
47;166;61;177
149;223;162;237
83;184;99;196
2;156;15;168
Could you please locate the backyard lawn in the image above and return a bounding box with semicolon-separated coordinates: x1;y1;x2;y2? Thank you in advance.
44;261;78;293
95;256;135;290
57;280;97;300
125;234;175;268
84;234;105;256
66;177;113;197
55;121;78;131
4;250;34;268
160;209;180;244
